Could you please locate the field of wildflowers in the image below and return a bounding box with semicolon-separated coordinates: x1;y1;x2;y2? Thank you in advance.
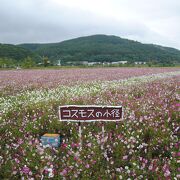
1;67;180;95
0;68;180;179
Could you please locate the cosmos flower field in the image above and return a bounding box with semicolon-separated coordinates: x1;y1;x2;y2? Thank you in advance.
0;67;180;179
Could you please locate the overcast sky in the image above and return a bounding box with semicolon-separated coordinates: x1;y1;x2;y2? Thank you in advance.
0;0;180;49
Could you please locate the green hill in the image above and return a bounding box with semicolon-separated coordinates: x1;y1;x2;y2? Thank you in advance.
0;43;40;65
0;35;179;66
18;35;180;65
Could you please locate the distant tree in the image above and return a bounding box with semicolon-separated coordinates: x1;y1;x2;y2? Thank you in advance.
0;57;14;68
0;58;4;68
21;56;35;68
43;56;50;67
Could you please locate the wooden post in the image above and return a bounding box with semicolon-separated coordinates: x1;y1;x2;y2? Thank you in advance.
78;122;82;151
116;121;118;129
101;122;105;149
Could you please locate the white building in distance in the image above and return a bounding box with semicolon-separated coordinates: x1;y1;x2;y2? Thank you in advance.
135;61;146;65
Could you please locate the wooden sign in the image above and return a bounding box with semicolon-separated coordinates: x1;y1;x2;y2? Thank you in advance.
59;105;123;122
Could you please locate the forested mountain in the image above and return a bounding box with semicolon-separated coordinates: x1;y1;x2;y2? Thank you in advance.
1;35;180;67
0;44;40;60
18;35;180;64
0;43;40;66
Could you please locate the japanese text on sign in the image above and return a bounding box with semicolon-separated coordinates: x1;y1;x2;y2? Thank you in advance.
59;105;123;122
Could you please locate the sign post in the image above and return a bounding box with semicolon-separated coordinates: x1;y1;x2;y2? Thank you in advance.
78;121;82;150
116;121;118;129
59;105;123;149
101;122;105;149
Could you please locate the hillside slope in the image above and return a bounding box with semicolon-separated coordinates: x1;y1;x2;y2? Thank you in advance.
18;35;180;64
0;43;40;63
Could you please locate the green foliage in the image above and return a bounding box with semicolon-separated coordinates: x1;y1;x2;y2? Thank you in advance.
19;35;180;65
0;43;40;67
21;56;36;68
0;57;14;68
42;56;50;67
1;35;180;68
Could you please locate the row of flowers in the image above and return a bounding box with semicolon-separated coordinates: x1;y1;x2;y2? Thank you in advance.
1;67;180;95
1;71;180;117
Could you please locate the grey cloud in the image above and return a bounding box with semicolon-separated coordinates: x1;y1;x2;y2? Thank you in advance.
0;0;179;49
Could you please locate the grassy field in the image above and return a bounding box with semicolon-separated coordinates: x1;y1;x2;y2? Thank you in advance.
0;67;180;179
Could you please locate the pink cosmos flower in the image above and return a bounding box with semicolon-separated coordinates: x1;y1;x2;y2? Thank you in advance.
148;165;153;171
71;143;79;148
61;143;68;149
164;170;171;177
18;138;23;145
74;156;78;161
174;142;179;149
87;143;92;147
60;169;67;176
14;158;20;164
123;155;128;160
22;166;30;174
85;164;90;168
92;160;96;164
44;169;49;174
71;143;76;148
